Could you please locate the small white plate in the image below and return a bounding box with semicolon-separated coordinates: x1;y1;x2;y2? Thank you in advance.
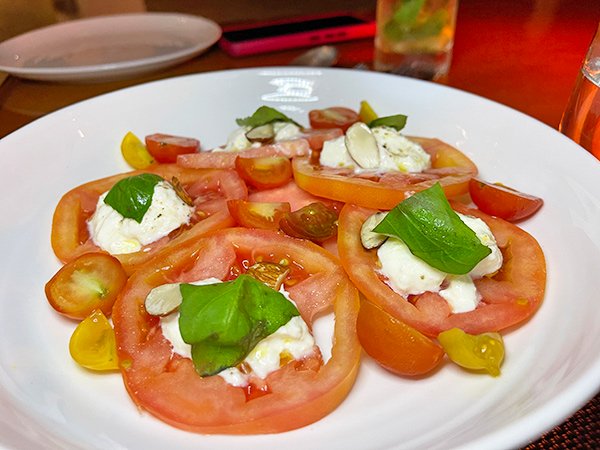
0;13;221;82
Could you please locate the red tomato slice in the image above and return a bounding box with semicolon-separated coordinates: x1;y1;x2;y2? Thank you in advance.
45;253;127;320
309;107;359;132
248;180;333;211
293;137;478;210
337;203;546;336
177;139;310;169
469;178;543;221
227;200;291;230
112;228;361;434
51;165;244;274
234;156;292;190
298;128;343;151
145;133;200;163
357;298;444;376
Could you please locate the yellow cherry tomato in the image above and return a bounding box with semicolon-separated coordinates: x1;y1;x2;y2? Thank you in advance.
358;100;378;124
438;328;505;376
69;309;119;371
121;131;154;169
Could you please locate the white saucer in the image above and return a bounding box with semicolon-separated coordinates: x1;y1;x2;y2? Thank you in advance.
0;13;222;83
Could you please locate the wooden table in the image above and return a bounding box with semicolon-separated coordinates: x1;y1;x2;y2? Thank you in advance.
0;0;598;447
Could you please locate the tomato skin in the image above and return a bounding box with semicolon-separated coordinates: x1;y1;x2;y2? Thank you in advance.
145;133;200;163
50;165;240;274
469;178;543;221
357;298;444;376
293;137;478;210
45;253;127;320
337;203;546;336
227;200;291;230
112;228;361;434
234;156;292;190
309;107;359;132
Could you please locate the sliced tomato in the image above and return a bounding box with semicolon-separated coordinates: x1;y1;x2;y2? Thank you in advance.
234;156;292;190
227;200;291;230
279;202;338;243
469;178;543;221
112;228;360;434
357;298;444;376
45;253;127;320
309;107;359;132
248;180;335;211
177;139;310;169
145;133;200;163
298;128;344;151
293;137;478;209
69;309;119;371
337;202;546;336
50;165;242;274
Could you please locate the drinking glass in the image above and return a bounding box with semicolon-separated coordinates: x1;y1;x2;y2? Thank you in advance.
559;23;600;159
374;0;458;81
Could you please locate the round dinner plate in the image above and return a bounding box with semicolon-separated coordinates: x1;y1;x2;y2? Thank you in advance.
0;13;222;82
0;68;599;449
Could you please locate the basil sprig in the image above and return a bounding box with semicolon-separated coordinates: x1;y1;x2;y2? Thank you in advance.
374;183;491;274
236;106;301;128
104;173;163;223
178;275;300;376
368;114;408;131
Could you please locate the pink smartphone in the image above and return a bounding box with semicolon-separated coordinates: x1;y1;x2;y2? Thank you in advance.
219;13;375;57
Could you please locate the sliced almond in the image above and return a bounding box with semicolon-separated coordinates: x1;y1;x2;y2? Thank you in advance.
345;122;380;169
360;212;388;249
144;283;183;316
246;262;290;291
245;124;275;143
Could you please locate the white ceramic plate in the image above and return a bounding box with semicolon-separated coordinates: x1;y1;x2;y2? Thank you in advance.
1;68;599;449
0;13;221;82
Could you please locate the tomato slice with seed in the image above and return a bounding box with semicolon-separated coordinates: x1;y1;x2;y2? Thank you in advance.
234;156;292;190
69;309;119;371
145;133;200;163
227;200;291;230
279;202;338;243
45;253;127;320
357;298;444;376
309;107;359;132
469;178;543;221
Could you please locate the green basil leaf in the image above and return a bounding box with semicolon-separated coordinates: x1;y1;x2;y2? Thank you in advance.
373;183;491;275
368;114;408;131
103;173;163;223
179;275;300;376
235;106;301;128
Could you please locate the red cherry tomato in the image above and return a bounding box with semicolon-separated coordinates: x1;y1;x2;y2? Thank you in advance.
357;298;444;376
145;133;200;163
308;107;359;132
279;202;338;243
227;200;291;230
469;178;543;221
45;253;127;320
234;155;293;190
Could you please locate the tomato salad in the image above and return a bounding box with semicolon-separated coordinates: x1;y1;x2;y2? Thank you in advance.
45;103;546;433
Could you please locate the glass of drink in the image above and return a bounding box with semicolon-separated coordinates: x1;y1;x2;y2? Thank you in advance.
559;23;600;159
374;0;459;81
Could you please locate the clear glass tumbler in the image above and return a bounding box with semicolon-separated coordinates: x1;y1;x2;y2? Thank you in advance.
374;0;459;81
559;23;600;159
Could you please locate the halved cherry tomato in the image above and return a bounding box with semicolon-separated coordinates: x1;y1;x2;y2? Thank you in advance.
337;203;546;336
121;131;154;169
45;253;127;320
293;137;478;209
50;165;241;274
309;107;359;132
469;178;543;222
279;202;338;243
227;200;291;230
112;228;361;434
234;156;292;190
145;133;200;164
69;309;119;371
357;298;444;376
